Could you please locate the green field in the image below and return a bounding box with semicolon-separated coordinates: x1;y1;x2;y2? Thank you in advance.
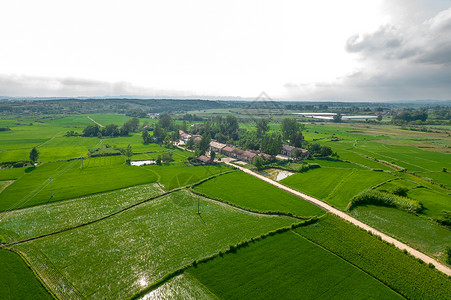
193;172;323;217
187;231;402;299
0;183;163;243
350;206;451;261
280;168;393;209
0;160;158;211
296;214;451;299
0;249;53;300
12;190;298;299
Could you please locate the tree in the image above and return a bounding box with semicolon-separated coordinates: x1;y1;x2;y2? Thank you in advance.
197;134;211;155
292;148;305;160
261;133;282;156
186;137;195;149
319;145;333;157
158;113;172;129
125;144;133;160
333;113;342;123
162;151;173;163
102;124;120;137
281;118;300;141
123;117;140;132
256;118;270;137
82;125;100;137
156;155;162;165
29;147;39;163
291;132;304;148
253;155;264;170
142;130;152;144
210;150;216;161
153;124;165;143
377;115;383;121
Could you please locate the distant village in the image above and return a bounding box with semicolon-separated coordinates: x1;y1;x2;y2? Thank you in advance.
178;130;309;165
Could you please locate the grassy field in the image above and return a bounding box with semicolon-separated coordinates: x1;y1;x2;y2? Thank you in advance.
0;167;26;180
416;171;451;188
187;231;402;299
12;190;298;299
0;160;158;211
280;168;393;209
350;206;451;262
0;249;53;300
193;172;324;217
0;183;163;243
296;214;451;299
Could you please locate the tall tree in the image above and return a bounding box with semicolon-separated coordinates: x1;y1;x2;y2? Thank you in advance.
125;144;133;160
142;130;152;144
256;118;270;137
29;147;39;163
281;118;300;141
197;134;211;155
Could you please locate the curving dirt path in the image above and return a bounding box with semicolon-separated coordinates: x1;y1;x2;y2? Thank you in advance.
224;161;451;277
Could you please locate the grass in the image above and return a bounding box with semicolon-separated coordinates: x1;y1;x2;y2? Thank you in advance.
145;162;230;190
350;206;451;262
187;231;402;299
0;167;26;180
0;249;53;300
416;171;451;189
280;168;393;209
12;190;297;299
0;160;158;211
0;183;163;243
295;214;451;300
408;188;451;218
193;172;324;217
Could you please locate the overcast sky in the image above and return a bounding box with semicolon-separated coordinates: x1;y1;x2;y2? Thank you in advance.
1;0;450;101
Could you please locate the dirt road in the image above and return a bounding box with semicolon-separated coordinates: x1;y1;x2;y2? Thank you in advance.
87;116;104;128
224;161;451;276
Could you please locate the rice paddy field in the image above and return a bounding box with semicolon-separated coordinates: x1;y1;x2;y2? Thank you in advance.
1;113;450;299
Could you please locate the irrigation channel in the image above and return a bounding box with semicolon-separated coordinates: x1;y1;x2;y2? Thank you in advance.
224;160;451;277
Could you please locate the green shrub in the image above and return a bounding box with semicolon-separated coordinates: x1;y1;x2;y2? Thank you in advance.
347;189;423;213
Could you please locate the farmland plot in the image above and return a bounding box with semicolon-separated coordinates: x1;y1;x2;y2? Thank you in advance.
12;190;297;299
296;214;451;299
0;249;53;300
187;231;402;299
0;183;163;243
193;171;324;217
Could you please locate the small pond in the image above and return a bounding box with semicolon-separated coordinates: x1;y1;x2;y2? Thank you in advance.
262;168;294;181
130;160;156;166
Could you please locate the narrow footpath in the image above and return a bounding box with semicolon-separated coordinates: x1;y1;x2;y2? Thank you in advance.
224;161;451;277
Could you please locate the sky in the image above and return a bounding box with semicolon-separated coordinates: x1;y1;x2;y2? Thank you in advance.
0;0;450;101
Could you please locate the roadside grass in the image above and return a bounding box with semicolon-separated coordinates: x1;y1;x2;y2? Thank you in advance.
325;170;393;209
187;231;401;299
12;190;297;299
0;160;158;211
0;167;25;180
280;168;393;209
304;157;365;169
193;172;324;217
280;168;353;200
350;206;451;263
0;183;163;243
0;249;53;300
295;214;451;300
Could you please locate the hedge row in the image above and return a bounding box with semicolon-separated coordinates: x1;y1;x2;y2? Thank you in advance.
347;189;423;212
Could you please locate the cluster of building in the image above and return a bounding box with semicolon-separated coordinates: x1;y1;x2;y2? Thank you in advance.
178;130;309;164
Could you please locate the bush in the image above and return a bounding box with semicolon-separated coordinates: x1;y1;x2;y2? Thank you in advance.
347;190;423;213
392;186;409;197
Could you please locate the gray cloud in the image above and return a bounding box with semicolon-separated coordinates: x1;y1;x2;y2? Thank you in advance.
0;74;189;98
285;5;451;101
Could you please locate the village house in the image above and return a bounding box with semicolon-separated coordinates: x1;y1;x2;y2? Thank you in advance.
209;140;227;154
178;130;192;143
196;155;212;164
222;146;236;157
280;145;309;159
192;135;202;144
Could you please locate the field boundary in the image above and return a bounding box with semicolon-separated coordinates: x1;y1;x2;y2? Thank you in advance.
224;161;451;276
5;248;61;300
289;229;404;298
129;218;316;300
189;189;311;220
